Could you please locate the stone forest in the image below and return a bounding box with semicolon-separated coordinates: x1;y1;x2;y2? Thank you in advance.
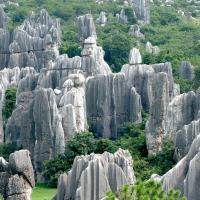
0;0;200;199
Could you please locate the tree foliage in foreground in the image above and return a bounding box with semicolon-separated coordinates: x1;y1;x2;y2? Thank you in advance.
106;180;187;200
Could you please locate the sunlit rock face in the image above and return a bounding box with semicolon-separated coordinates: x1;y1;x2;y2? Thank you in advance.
54;149;135;200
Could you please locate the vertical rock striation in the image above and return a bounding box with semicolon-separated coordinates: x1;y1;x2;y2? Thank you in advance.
0;8;61;70
54;149;135;200
153;135;200;200
86;73;142;138
131;0;150;23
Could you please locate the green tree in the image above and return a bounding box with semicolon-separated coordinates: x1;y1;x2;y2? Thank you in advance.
106;180;187;200
103;33;132;72
3;87;17;122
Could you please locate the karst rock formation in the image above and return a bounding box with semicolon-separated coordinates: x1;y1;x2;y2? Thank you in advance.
53;149;135;200
0;150;35;200
0;1;200;199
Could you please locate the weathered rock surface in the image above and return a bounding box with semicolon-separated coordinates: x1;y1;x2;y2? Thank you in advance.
0;150;35;200
121;49;175;111
146;72;170;154
0;67;21;143
33;88;65;179
86;73;142;138
121;48;178;154
131;0;150;23
153;135;200;200
116;9;128;24
0;8;61;70
146;41;160;55
77;14;97;45
6;87;65;181
174;119;200;161
59;73;88;140
0;6;6;29
97;11;107;26
179;61;194;80
54;149;135;200
163;91;197;137
129;24;144;38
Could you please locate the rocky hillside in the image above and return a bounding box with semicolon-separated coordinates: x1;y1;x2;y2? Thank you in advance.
0;0;200;200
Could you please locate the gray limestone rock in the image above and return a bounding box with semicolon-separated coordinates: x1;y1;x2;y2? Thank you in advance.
146;41;160;55
6;91;35;156
33;88;65;180
116;9;128;24
77;14;97;45
9;150;35;187
146;72;170;154
0;67;21;143
97;11;107;26
0;150;35;200
174;119;200;161
129;24;144;38
129;48;142;65
6;87;66;181
86;73;142;138
54;149;135;200
0;6;6;29
163;91;196;137
121;49;175;111
179;61;194;80
131;0;150;23
0;9;61;70
59;73;88;140
153;135;200;200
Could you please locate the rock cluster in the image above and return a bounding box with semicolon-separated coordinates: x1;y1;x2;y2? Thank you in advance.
121;48;177;154
0;150;35;200
54;149;135;200
0;8;61;70
6;86;65;181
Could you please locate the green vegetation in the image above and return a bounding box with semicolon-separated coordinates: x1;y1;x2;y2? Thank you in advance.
32;183;57;200
43;132;117;187
44;112;175;187
0;143;19;160
106;180;186;200
4;0;200;83
3;87;17;122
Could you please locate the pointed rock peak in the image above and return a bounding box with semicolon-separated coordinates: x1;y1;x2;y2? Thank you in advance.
0;6;7;29
77;14;97;45
129;48;142;65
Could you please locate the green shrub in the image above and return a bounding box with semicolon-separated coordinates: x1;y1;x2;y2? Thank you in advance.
0;143;19;160
44;110;175;187
43;132;117;187
3;87;17;122
106;180;186;200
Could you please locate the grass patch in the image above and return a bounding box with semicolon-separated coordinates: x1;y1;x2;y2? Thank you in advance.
32;183;57;200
